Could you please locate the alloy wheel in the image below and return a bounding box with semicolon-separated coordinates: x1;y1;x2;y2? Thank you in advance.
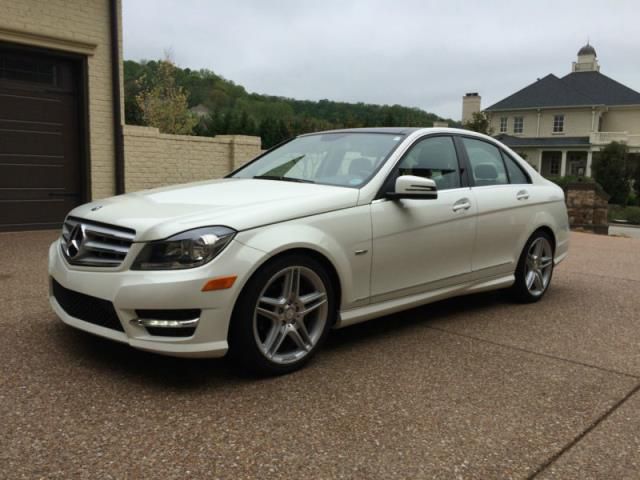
252;266;328;365
525;237;553;296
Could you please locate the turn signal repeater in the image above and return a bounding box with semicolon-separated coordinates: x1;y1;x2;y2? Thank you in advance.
202;275;237;292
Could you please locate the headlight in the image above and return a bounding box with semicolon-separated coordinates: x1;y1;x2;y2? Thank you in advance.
131;226;236;270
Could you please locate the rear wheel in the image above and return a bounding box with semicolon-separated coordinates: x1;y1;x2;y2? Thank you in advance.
228;254;335;375
510;231;555;303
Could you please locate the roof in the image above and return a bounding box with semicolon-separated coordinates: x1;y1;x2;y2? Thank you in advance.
305;127;423;135
578;44;597;56
494;134;591;148
486;71;640;111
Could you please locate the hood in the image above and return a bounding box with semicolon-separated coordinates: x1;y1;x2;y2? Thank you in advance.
68;178;360;241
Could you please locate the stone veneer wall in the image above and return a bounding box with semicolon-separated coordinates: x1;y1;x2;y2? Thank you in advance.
566;183;609;235
123;125;262;192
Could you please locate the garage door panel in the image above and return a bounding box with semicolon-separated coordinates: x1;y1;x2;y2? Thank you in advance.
0;92;65;123
0;199;75;230
0;46;82;231
0;164;67;188
0;129;65;156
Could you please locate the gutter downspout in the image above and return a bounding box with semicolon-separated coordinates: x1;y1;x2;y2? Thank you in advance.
110;0;125;194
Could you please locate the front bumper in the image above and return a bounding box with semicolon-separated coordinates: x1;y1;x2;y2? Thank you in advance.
48;238;263;358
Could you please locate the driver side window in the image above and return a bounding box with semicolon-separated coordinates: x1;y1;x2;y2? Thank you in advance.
396;136;461;190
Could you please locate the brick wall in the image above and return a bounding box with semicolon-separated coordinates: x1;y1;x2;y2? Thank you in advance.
0;0;122;199
123;125;262;192
566;183;609;235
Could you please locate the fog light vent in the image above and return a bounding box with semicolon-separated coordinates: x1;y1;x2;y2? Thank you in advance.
134;309;201;337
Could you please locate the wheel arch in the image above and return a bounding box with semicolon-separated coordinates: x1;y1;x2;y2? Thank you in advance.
232;245;344;323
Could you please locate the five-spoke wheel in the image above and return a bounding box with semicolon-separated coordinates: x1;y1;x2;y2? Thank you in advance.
511;230;555;303
229;254;334;375
253;266;328;364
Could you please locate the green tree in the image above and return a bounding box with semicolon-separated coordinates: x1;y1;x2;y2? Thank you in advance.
463;111;493;135
592;141;631;204
135;60;198;135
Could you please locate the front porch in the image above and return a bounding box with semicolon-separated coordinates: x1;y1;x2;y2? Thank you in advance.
512;148;593;177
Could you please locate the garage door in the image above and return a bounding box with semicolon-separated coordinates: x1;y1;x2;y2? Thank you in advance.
0;47;82;231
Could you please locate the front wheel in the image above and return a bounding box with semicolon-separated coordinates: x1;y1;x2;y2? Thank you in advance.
228;254;335;375
510;231;555;303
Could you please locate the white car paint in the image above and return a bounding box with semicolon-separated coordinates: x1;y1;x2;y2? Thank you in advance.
49;128;569;358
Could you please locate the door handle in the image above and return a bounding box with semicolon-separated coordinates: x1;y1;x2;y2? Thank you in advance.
516;190;530;200
452;198;471;212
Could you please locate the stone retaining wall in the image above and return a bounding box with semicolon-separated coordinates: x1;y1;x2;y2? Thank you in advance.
566;183;609;235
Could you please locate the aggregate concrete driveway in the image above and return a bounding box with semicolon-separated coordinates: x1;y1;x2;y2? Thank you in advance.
1;231;639;479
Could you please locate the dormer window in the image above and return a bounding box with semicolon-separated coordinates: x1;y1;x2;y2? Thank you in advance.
553;114;565;133
513;117;523;134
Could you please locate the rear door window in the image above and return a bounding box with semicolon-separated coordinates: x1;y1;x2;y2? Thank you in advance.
461;137;508;187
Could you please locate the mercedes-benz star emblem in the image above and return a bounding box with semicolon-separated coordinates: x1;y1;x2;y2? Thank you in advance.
65;224;86;259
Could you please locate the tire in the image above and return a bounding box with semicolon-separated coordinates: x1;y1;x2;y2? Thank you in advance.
228;253;336;376
509;230;555;303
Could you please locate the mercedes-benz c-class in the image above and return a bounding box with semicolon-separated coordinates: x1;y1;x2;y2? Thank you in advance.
49;128;569;374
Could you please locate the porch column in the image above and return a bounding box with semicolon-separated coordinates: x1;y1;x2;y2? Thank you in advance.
560;151;567;177
586;150;593;177
536;150;542;173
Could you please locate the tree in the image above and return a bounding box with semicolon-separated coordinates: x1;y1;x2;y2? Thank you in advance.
591;141;631;204
463;111;493;135
135;60;198;135
631;155;640;201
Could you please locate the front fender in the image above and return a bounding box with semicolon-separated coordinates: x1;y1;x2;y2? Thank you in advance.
234;206;372;309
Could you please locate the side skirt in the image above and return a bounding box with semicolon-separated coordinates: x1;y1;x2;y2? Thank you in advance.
335;273;515;328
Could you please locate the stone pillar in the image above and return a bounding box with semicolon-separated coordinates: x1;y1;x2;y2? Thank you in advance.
565;183;609;234
560;151;567;177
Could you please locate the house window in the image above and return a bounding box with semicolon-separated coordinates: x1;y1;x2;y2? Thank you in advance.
499;117;507;133
553;114;565;133
513;117;523;134
550;158;560;175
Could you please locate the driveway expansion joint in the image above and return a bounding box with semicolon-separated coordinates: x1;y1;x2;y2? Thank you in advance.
526;382;640;479
426;325;640;380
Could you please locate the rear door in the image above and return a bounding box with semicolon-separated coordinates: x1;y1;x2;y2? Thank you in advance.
457;136;534;273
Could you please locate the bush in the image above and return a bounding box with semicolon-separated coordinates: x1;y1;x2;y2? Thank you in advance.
545;175;595;191
592;142;631;204
608;204;640;225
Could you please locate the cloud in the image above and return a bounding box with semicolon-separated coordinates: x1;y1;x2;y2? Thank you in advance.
123;0;640;120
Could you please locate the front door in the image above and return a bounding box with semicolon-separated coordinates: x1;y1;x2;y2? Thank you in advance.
370;135;476;300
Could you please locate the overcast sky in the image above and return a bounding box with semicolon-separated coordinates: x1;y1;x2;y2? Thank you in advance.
123;0;640;120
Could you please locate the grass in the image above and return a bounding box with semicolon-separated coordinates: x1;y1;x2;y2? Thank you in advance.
608;204;640;225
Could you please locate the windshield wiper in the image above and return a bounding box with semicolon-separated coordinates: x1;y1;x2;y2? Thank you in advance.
253;175;315;184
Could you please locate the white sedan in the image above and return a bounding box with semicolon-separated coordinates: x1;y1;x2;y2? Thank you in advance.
49;127;569;374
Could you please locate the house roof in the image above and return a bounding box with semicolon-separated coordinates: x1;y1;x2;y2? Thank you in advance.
486;71;640;111
495;134;591;148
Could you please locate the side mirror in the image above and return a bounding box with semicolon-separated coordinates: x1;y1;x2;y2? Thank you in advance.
386;175;437;200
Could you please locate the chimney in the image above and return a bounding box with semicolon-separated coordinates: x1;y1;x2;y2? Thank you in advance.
462;92;481;123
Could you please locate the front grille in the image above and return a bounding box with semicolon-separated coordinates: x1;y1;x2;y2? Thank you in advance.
61;216;136;267
51;279;124;332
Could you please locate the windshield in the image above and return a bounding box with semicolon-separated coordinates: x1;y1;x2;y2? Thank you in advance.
231;132;404;188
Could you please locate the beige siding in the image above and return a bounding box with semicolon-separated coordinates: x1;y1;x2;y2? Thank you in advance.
489;111;539;137
601;108;640;135
539;109;593;137
490;109;595;138
0;0;122;199
123;126;262;192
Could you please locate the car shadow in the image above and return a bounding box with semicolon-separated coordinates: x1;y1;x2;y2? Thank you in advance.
60;289;514;389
